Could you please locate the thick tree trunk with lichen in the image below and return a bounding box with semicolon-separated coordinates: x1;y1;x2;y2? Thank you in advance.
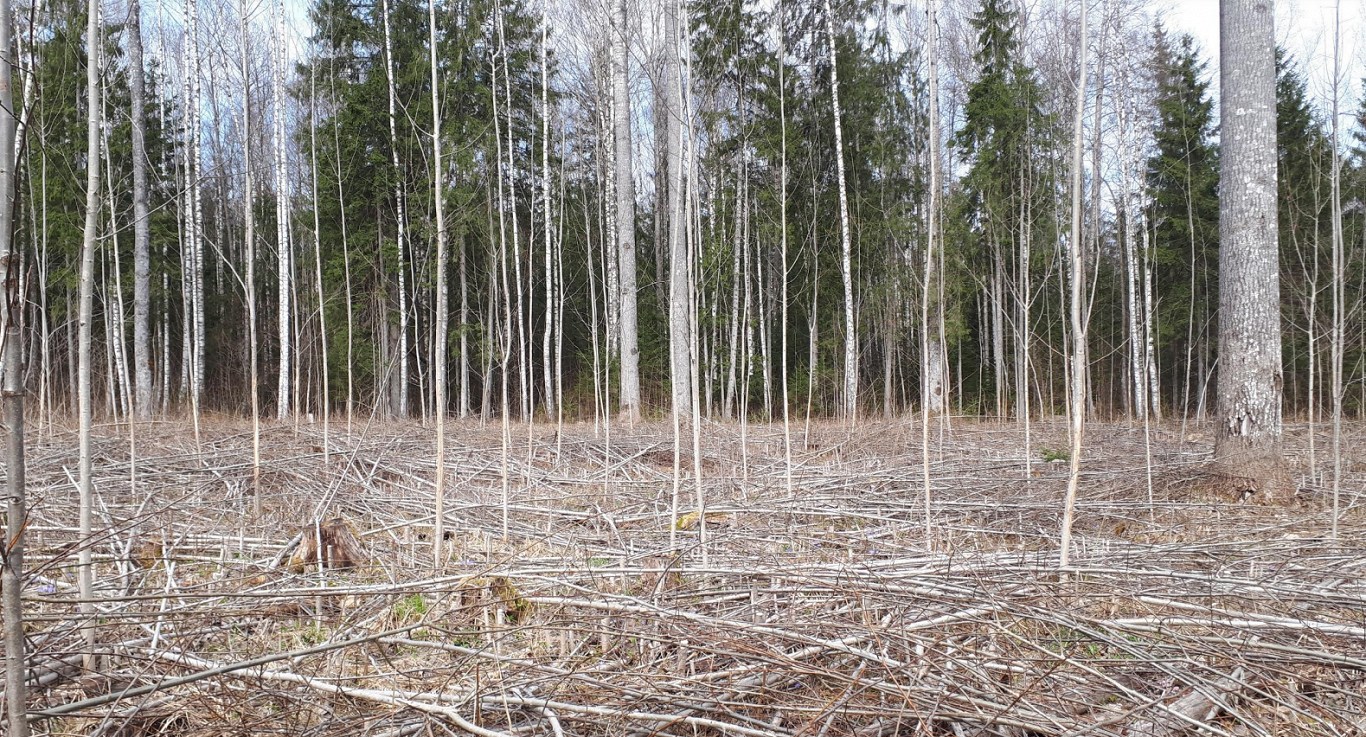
1213;0;1290;500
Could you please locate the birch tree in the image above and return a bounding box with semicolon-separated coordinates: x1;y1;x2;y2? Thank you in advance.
613;0;641;423
0;0;29;719
921;0;942;548
242;3;261;515
129;0;153;418
1327;1;1344;533
431;0;447;563
310;65;329;459
1059;0;1087;569
824;0;857;420
380;0;408;418
185;0;205;428
273;0;292;420
77;0;102;665
665;0;690;419
1213;0;1290;499
777;0;792;495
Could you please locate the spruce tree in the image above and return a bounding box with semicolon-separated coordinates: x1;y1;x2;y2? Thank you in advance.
1146;28;1218;414
954;0;1047;417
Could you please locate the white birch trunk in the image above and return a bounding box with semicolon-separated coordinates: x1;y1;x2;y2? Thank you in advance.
1119;92;1146;418
920;0;942;549
77;0;102;666
0;0;29;717
241;3;261;516
190;0;205;416
310;66;328;460
777;0;792;495
612;0;640;422
328;82;354;433
495;3;528;422
380;0;409;418
430;0;447;562
665;0;690;419
128;0;152;418
1143;217;1159;418
1059;0;1087;569
1328;3;1344;532
541;11;554;420
272;0;291;420
824;0;857;420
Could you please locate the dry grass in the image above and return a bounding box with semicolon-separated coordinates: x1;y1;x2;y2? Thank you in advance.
6;413;1365;736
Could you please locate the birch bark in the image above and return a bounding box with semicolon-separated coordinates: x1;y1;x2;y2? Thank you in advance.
129;0;152;418
541;11;554;420
309;66;328;459
273;0;291;420
0;0;29;719
1059;0;1087;569
921;0;942;548
77;0;102;665
430;0;447;562
241;4;260;515
823;0;857;420
1328;1;1344;532
613;0;640;422
665;0;690;418
380;0;409;418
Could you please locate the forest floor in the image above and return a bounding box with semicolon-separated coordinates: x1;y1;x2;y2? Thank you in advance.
6;414;1366;736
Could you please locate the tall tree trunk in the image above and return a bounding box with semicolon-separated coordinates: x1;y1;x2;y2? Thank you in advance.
777;2;792;495
1143;214;1159;418
77;0;102;666
921;0;941;549
128;0;152;418
329;74;354;433
495;3;528;422
1059;0;1086;569
665;0;689;420
613;0;640;423
380;0;408;419
460;232;469;418
1213;0;1289;499
1328;1;1344;533
241;4;261;516
0;0;29;718
184;0;204;433
430;0;447;563
541;10;554;421
273;0;291;420
824;0;857;421
309;65;328;460
1120;94;1146;420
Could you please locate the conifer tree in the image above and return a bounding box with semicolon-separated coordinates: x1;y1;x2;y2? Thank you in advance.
955;0;1047;420
1146;29;1218;417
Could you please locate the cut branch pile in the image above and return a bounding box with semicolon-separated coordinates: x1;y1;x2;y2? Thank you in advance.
4;418;1363;736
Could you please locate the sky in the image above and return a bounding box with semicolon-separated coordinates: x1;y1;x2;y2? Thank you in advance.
1164;0;1365;122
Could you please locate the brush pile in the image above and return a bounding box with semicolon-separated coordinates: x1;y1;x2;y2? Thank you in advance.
5;417;1364;736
